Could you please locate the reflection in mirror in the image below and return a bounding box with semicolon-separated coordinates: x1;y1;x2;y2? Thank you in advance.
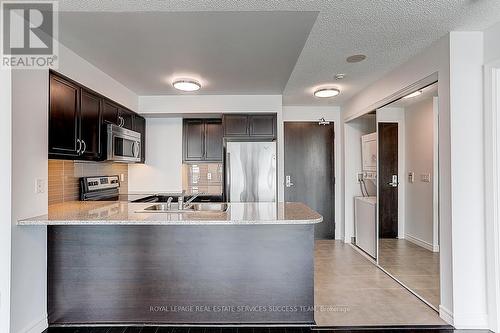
350;113;378;258
377;82;440;309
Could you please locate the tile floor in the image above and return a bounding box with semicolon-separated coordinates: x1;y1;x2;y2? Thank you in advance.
314;240;445;326
378;239;440;309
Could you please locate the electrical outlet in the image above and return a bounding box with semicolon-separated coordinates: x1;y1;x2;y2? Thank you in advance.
35;178;45;193
207;172;212;180
120;173;125;182
357;172;364;182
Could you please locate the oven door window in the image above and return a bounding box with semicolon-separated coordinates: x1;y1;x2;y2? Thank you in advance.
114;137;135;157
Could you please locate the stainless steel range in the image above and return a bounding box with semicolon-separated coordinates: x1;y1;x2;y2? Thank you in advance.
79;175;120;201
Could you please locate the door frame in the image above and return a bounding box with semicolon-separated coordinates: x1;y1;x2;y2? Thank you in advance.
283;120;337;239
484;59;500;333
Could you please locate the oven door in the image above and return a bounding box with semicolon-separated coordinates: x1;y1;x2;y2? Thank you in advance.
107;124;141;162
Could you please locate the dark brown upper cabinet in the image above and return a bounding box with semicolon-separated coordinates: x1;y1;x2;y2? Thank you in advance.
249;114;276;137
223;115;249;137
49;74;81;158
119;108;135;130
204;119;224;161
183;119;223;162
223;114;276;139
79;89;102;159
102;100;119;126
49;70;145;162
133;115;146;163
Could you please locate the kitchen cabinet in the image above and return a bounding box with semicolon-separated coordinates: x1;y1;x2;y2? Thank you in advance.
223;115;249;136
102;100;119;126
49;70;145;162
223;114;276;138
119;108;135;130
49;74;81;158
249;114;276;137
183;119;223;162
102;102;134;130
79;89;102;159
133;115;146;163
204;119;224;161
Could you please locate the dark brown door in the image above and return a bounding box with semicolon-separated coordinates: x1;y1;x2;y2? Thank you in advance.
284;122;335;239
48;74;80;157
249;115;276;137
183;119;205;161
223;115;249;136
378;122;398;238
204;119;223;161
80;89;102;160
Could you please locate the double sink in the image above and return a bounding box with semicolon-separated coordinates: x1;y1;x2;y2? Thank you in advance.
139;203;228;213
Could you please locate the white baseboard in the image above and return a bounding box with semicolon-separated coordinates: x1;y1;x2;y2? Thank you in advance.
439;305;454;325
17;315;47;333
453;312;489;329
405;234;439;252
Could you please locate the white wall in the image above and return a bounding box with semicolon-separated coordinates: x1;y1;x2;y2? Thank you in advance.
342;34;455;323
134;95;284;199
282;106;342;239
343;115;377;243
128;118;183;193
10;42;138;333
404;98;435;249
1;67;12;333
449;31;487;328
376;107;406;239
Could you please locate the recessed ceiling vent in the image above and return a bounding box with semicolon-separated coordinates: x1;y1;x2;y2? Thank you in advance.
346;54;367;63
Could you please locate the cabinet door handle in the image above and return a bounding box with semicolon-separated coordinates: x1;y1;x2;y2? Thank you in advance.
118;116;124;127
76;139;81;154
81;140;86;154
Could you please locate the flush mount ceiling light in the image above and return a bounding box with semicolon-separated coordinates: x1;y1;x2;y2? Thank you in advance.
346;54;367;63
403;90;422;99
314;88;340;98
172;79;201;92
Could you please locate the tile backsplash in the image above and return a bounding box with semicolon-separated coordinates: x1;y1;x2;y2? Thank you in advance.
48;160;128;205
182;163;223;195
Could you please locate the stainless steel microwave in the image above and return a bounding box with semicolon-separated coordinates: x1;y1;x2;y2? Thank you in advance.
106;124;141;163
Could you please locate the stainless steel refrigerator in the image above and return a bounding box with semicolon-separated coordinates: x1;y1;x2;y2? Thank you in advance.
225;141;277;202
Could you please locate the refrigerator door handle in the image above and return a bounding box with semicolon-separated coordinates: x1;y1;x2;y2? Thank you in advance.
226;152;231;202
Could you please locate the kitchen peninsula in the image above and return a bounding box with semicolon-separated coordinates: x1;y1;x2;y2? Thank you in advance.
19;202;322;326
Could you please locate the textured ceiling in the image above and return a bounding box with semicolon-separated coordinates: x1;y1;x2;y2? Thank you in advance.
59;11;317;95
56;0;500;106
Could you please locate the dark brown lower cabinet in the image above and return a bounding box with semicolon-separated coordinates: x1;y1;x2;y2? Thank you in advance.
48;225;314;325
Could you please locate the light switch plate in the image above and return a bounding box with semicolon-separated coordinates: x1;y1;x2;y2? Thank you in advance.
421;173;431;183
408;172;415;183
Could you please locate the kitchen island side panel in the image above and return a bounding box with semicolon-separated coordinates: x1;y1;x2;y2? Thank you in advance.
48;225;315;324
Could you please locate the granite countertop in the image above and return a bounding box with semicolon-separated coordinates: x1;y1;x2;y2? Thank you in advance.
18;201;323;225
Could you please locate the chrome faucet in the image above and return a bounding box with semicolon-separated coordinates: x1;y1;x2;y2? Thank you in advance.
183;192;203;208
166;196;173;210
